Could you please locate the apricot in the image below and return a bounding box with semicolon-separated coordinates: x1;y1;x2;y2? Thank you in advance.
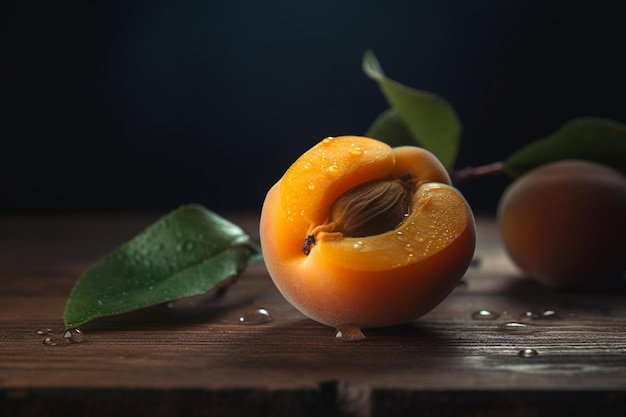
498;160;626;288
260;136;476;328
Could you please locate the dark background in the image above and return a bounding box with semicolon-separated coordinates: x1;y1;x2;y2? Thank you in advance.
2;0;625;215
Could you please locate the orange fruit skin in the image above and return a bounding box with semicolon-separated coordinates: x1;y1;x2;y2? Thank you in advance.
260;136;476;328
498;160;626;288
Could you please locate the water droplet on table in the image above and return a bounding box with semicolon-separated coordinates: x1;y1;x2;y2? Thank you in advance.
519;311;539;321
239;308;273;325
518;348;539;358
540;309;560;319
42;337;56;346
334;324;366;342
520;309;561;321
36;328;53;335
498;322;534;334
63;328;85;344
471;309;500;320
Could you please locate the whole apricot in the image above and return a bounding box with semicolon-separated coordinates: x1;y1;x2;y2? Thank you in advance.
260;136;475;328
498;160;626;288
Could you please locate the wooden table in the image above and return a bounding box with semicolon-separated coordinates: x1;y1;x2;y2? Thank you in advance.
1;213;625;416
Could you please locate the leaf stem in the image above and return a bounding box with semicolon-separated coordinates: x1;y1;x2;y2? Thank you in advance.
450;161;505;185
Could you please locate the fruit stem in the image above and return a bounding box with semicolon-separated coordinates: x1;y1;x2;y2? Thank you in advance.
450;161;505;185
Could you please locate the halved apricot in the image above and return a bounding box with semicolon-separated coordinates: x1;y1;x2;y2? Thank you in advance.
260;136;475;328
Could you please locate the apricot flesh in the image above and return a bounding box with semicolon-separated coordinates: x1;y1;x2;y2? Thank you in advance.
498;160;626;288
260;136;476;328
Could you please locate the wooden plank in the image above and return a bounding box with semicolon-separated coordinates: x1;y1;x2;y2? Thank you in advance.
1;213;625;416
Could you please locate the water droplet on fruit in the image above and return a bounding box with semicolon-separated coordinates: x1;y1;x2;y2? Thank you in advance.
518;348;539;358
395;231;407;242
238;308;273;325
350;147;363;156
498;322;534;334
63;328;85;344
471;310;500;320
404;244;415;254
353;241;364;250
308;183;315;190
322;137;334;144
327;165;338;173
334;324;366;342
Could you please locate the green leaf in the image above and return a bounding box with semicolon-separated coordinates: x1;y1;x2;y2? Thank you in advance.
504;117;626;178
63;205;261;328
365;108;416;148
362;49;461;168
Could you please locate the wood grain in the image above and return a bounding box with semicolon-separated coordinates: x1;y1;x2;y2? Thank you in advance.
1;213;625;416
